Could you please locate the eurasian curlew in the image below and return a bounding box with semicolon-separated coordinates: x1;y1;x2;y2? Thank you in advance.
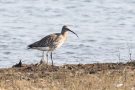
28;25;78;66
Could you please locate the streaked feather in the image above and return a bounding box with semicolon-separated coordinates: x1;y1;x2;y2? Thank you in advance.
28;33;65;51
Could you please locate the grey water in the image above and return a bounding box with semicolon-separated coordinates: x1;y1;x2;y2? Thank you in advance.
0;0;135;67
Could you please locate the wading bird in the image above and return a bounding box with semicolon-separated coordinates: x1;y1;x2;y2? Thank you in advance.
28;25;78;66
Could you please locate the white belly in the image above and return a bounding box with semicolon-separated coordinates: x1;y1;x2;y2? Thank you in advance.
32;47;50;51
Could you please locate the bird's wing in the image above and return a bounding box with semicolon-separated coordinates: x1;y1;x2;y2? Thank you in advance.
28;33;61;48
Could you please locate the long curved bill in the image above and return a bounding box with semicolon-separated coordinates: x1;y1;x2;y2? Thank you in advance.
68;29;79;38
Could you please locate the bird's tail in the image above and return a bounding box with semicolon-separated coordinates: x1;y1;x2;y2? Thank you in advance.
27;44;32;49
27;41;38;49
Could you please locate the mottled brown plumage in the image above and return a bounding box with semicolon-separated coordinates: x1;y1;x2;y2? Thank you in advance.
28;25;78;66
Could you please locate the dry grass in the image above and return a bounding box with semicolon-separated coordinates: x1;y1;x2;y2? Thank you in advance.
0;63;135;90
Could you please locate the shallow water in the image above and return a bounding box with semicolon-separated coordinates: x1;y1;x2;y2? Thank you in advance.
0;0;135;67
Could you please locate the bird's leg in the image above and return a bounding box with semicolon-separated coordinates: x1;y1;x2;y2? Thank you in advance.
40;51;45;64
46;51;49;65
50;52;53;66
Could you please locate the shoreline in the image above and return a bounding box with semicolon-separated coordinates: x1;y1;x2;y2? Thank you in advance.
0;61;135;90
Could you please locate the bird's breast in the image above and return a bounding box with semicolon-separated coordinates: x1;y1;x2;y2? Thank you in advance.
53;40;64;49
50;35;66;50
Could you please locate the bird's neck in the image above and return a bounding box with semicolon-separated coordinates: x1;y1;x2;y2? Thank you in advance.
61;31;68;38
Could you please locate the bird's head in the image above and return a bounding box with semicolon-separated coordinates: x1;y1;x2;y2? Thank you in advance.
61;25;79;38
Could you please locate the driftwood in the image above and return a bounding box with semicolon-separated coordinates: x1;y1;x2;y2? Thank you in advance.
12;60;23;67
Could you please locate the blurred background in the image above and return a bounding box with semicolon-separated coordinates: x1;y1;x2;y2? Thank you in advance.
0;0;135;67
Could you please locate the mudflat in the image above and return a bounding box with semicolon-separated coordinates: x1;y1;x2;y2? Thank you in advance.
0;61;135;90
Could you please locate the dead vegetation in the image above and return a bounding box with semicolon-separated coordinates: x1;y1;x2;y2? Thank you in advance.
0;61;135;90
